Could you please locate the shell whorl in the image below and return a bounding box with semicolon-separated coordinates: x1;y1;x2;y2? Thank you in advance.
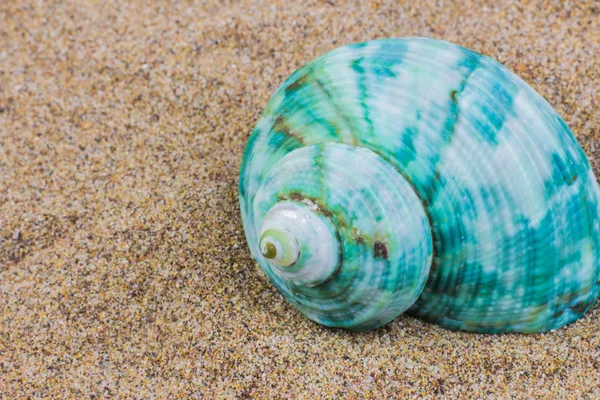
239;38;600;333
253;143;432;329
258;201;340;286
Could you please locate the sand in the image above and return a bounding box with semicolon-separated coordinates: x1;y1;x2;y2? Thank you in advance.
1;0;599;398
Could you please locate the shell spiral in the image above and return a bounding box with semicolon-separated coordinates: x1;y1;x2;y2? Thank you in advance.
239;38;600;333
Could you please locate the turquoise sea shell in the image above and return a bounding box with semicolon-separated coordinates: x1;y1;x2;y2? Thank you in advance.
239;38;600;333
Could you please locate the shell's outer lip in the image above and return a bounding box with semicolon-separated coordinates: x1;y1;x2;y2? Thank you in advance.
258;201;340;287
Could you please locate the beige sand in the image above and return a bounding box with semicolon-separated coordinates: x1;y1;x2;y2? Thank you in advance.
1;0;599;398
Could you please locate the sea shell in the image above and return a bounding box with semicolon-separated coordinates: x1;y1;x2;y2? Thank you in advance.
238;38;600;333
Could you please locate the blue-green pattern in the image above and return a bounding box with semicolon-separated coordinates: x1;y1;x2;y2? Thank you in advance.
239;38;600;333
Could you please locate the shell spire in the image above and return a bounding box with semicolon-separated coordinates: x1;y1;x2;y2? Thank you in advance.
239;38;600;333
